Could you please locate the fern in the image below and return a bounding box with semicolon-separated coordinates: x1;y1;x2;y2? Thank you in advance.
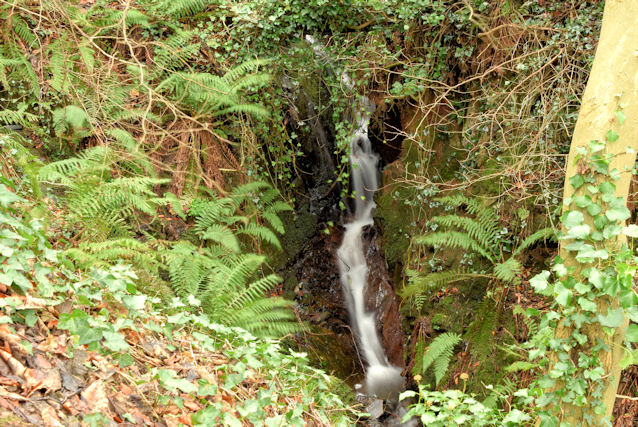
416;231;494;262
465;300;496;359
408;195;555;307
237;223;282;250
52;105;91;136
431;215;497;250
156;63;270;118
156;0;211;18
415;332;461;386
493;258;523;284
0;108;38;126
402;268;477;310
513;227;555;256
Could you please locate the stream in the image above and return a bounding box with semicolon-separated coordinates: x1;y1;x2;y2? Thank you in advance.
336;97;403;400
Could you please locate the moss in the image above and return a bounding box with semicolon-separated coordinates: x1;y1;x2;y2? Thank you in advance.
431;313;447;331
0;413;29;426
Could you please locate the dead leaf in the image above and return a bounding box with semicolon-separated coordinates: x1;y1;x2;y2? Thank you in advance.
0;385;28;401
0;377;19;387
62;396;80;415
40;405;63;427
0;349;26;377
80;380;110;414
24;366;61;393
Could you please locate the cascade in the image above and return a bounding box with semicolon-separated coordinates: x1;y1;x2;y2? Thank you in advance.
304;33;403;400
336;98;403;399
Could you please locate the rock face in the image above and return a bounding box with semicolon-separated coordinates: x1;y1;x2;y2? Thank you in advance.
291;222;405;380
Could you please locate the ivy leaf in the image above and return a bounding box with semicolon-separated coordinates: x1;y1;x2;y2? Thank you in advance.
566;225;590;239
598;308;625;328
102;331;129;352
616;110;626;125
586;203;602;217
622;224;638;238
555;283;572;307
588;140;605;153
0;185;21;208
530;271;550;292
578;297;597;312
576;247;608;262
574;195;592;208
606;129;619;142
587;269;604;289
606;205;631;222
598;182;615;195
626;324;638;343
569;175;585;189
157;369;197;393
563;211;584;228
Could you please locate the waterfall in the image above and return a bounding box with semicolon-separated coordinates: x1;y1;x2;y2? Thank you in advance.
304;33;403;399
336;98;403;399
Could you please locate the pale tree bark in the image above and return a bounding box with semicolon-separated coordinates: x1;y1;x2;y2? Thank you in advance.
555;0;638;423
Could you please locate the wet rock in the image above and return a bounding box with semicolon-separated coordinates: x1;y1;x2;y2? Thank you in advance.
291;230;361;380
290;221;406;382
366;398;384;419
362;225;406;368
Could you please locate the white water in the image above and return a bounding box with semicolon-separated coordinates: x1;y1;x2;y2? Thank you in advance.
304;33;403;399
337;99;403;399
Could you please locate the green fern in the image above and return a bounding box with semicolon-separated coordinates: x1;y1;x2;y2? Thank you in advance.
406;195;555;306
414;332;461;386
155;0;211;18
156;61;270;117
493;257;523;284
416;231;495;262
402;268;478;311
0;107;38;126
512;227;555;256
52;105;91;136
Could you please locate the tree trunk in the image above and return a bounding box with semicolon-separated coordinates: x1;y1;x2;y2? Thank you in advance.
556;0;638;423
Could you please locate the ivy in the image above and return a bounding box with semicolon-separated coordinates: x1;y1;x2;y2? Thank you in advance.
524;116;638;426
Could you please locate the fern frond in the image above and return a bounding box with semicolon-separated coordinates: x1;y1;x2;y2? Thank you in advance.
431;215;497;251
160;0;210;18
402;268;477;298
261;211;285;234
38;146;109;184
417;332;461;385
437;195;499;240
0;108;38;126
513;227;555;256
226;273;281;310
237;224;282;250
493;257;522;284
230;181;271;201
52;105;91;136
200;224;240;253
416;231;494;262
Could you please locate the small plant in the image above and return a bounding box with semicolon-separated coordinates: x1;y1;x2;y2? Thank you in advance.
399;387;530;426
413;332;461;386
402;195;554;309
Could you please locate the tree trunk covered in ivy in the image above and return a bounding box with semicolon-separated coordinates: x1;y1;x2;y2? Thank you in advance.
549;0;638;424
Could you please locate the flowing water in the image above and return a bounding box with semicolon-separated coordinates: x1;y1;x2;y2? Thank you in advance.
305;33;403;400
336;98;403;399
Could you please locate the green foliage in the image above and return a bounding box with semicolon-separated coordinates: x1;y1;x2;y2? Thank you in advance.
399;387;530;426
520;116;638;425
156;61;271;118
403;195;554;307
168;183;296;337
413;332;461;386
38;146;171;239
0;177;357;425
